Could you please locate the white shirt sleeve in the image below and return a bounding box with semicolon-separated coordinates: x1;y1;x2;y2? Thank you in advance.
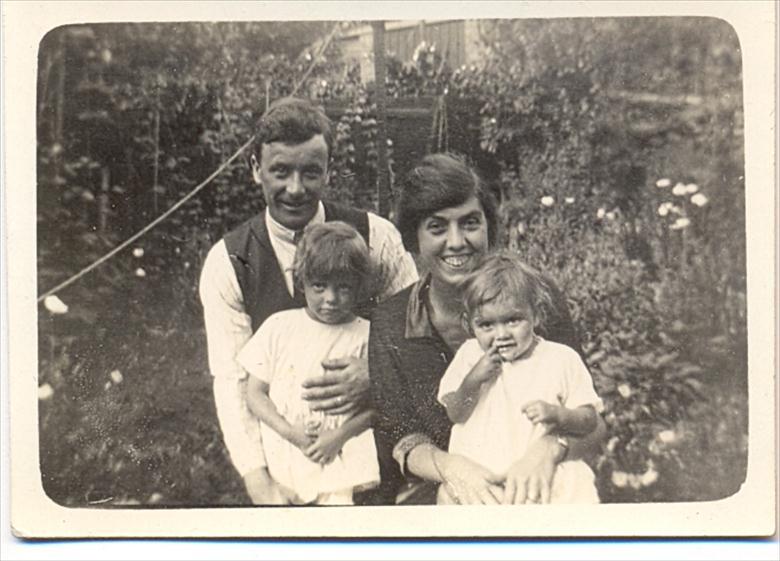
199;240;266;476
560;347;604;413
235;319;275;384
367;213;419;302
437;339;482;405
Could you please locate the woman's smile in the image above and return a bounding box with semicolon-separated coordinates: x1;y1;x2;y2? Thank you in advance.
417;196;489;286
441;253;474;269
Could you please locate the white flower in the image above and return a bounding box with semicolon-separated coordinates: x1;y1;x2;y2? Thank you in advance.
540;196;555;207
691;193;709;207
135;267;146;278
628;474;642;490
320;80;328;88
658;430;677;444
132;247;144;258
44;295;68;315
596;207;606;219
685;183;699;194
606;211;616;220
38;383;54;401
110;370;123;384
670;217;691;230
516;222;526;235
641;466;659;486
611;471;628;488
655;178;672;188
672;183;687;196
617;384;632;398
606;436;619;453
564;196;575;204
658;203;670;217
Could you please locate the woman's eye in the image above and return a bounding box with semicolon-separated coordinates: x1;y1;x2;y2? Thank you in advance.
463;217;482;230
311;282;326;291
303;170;321;180
427;222;446;235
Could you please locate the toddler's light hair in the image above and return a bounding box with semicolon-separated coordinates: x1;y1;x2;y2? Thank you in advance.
462;251;555;327
292;221;372;298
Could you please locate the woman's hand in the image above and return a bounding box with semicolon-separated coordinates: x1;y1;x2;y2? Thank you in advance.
439;453;505;505
301;356;369;415
503;434;563;504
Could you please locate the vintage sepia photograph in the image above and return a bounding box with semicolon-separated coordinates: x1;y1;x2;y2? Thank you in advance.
4;0;776;544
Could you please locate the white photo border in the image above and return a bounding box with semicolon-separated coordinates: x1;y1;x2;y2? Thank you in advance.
4;0;777;540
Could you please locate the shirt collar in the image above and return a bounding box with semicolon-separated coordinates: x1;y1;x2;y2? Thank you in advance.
264;201;325;245
404;273;436;339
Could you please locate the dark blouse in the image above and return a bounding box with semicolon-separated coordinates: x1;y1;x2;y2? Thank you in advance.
368;274;582;504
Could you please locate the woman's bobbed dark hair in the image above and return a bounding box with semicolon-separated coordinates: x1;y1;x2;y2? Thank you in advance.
395;153;498;253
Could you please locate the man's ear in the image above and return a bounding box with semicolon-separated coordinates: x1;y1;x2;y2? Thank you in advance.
250;154;262;185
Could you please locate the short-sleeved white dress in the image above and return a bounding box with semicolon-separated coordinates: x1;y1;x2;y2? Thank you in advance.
438;337;602;503
237;308;379;504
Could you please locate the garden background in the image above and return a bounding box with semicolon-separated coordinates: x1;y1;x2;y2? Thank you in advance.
36;18;747;506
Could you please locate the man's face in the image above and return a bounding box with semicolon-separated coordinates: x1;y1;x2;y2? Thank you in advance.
252;134;329;231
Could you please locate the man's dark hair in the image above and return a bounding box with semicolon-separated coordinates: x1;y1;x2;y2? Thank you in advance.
395;152;499;253
253;97;333;160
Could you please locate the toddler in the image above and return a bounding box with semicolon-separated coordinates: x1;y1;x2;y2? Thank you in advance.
437;251;602;504
238;221;379;505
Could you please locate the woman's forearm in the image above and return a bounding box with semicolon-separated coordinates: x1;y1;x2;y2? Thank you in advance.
405;442;449;483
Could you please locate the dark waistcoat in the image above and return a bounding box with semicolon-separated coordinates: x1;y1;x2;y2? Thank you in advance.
224;202;369;331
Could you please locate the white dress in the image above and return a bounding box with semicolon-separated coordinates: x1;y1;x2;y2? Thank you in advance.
437;338;603;503
237;308;379;504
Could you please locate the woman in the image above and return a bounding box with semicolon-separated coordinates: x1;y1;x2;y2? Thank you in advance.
369;153;606;505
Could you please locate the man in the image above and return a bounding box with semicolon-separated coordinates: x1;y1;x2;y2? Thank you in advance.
199;97;418;504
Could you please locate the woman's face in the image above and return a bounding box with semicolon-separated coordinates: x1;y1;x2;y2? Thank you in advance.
416;196;490;288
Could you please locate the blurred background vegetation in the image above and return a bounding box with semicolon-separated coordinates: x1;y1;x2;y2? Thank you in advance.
37;18;746;506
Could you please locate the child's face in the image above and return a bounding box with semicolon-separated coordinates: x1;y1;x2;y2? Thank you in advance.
303;274;358;325
470;299;536;362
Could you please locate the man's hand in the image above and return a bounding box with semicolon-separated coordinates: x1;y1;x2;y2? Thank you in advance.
242;467;291;505
503;434;563;505
301;356;369;415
